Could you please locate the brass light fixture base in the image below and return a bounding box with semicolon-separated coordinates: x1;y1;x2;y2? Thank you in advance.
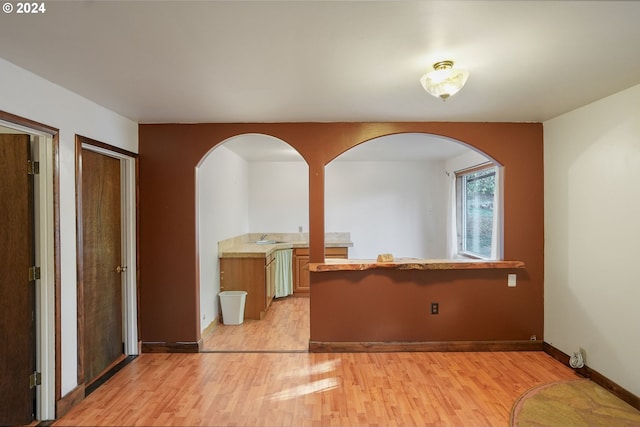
432;60;454;71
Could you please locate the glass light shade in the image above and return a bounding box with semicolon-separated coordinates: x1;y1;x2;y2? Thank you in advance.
420;66;469;100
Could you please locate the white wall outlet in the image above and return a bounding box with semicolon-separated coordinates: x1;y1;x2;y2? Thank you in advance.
508;274;517;287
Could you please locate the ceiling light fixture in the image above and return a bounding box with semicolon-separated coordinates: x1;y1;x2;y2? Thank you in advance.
420;60;469;101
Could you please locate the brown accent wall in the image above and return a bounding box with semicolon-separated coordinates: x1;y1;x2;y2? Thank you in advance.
138;122;543;345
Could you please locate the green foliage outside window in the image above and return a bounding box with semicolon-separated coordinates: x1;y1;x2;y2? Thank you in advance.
462;168;495;258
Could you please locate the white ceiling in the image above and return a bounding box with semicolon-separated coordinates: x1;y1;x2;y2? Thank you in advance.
1;1;639;160
1;1;639;124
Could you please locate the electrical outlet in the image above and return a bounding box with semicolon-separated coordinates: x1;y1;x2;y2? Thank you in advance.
508;274;516;287
431;302;439;315
298;225;303;233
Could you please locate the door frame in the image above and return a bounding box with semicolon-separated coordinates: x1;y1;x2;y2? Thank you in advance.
75;135;138;388
0;112;59;421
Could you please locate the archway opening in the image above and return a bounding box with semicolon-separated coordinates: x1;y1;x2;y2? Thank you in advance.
196;133;308;351
325;132;502;260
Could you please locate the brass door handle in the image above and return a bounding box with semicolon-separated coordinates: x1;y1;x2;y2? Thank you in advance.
116;266;127;273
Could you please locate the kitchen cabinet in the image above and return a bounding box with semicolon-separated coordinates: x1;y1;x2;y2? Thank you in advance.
219;252;276;320
293;247;348;295
266;252;275;304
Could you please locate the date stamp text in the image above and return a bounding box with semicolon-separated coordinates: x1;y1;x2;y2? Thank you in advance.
3;2;47;14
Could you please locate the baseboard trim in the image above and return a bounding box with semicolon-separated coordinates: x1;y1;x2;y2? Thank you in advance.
55;384;84;419
85;355;137;397
543;342;640;411
141;340;201;353
309;340;543;353
201;316;220;340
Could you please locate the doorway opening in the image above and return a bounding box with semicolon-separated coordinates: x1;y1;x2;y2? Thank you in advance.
196;134;308;352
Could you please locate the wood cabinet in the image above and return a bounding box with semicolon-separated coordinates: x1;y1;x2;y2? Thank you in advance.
219;252;276;320
293;248;310;295
293;247;348;295
265;252;275;306
220;246;349;319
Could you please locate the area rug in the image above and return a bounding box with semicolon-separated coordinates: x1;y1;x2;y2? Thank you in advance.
510;379;640;427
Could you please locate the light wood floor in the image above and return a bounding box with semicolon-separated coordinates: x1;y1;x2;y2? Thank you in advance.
52;297;582;426
202;296;310;352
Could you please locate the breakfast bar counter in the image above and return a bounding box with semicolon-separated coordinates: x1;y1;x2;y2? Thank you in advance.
309;258;524;272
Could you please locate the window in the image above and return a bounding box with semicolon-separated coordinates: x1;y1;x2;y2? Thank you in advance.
456;164;498;259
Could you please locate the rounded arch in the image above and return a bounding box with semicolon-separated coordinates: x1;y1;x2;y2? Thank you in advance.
325;131;503;260
327;131;503;167
196;132;307;167
195;132;308;337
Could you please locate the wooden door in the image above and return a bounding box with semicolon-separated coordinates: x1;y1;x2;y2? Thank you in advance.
0;134;36;425
81;149;124;384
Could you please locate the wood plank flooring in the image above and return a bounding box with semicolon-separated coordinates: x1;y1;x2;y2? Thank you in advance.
202;296;309;352
53;351;579;426
52;297;582;426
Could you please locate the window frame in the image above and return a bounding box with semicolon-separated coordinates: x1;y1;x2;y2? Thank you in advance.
455;163;499;260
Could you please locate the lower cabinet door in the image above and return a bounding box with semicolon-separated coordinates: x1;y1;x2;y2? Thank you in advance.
293;247;348;295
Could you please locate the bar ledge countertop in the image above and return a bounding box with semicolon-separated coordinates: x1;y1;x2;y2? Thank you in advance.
309;258;525;272
218;233;524;271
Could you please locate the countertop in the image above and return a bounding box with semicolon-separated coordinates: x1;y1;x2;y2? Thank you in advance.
309;258;525;271
218;232;353;259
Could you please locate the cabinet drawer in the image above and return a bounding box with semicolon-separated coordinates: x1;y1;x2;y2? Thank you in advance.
293;247;348;257
326;247;348;258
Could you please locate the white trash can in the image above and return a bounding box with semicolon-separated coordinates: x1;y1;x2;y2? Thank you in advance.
219;291;247;325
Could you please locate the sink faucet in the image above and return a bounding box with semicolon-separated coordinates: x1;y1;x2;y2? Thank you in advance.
260;234;267;241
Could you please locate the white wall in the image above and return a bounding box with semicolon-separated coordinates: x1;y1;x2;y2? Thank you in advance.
326;160;448;259
197;146;250;331
544;83;640;396
248;161;309;233
204;155;455;263
0;58;138;397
